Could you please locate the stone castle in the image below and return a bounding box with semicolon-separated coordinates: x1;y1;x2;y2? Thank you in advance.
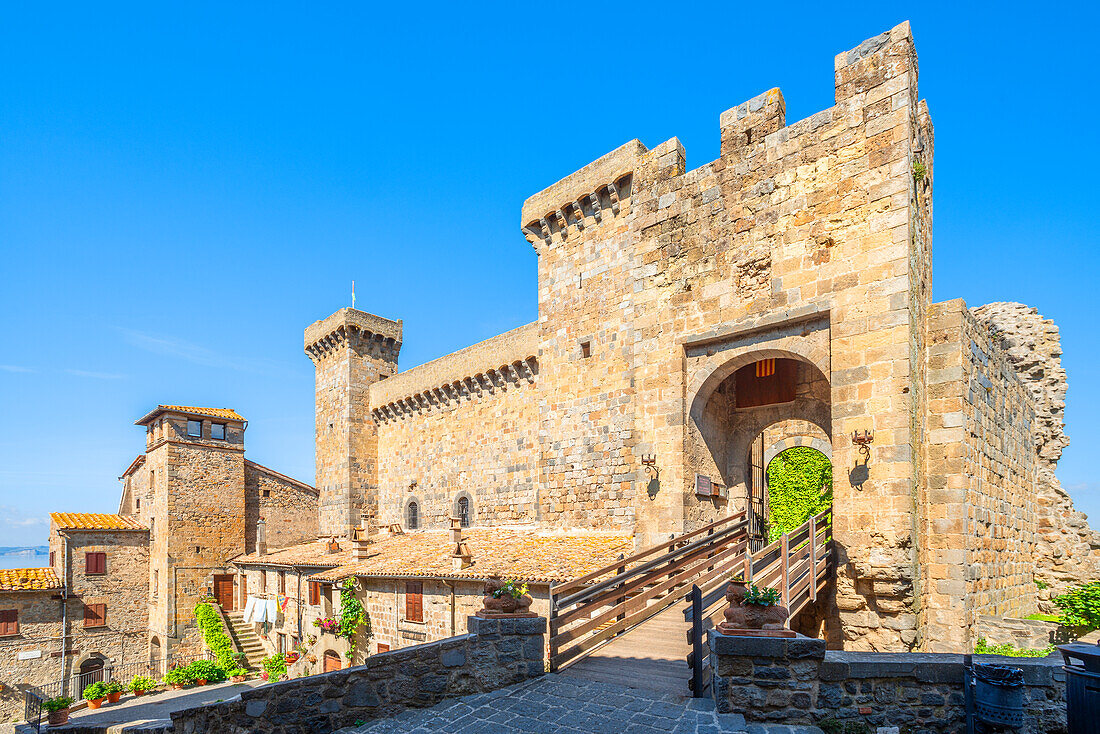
301;22;1097;652
3;24;1098;722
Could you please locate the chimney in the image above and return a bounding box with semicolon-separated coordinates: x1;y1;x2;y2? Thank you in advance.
353;516;374;561
450;516;472;571
256;518;267;556
326;535;341;554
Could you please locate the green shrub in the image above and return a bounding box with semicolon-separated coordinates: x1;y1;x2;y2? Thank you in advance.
43;696;74;712
974;637;1054;658
129;675;157;693
103;680;124;694
82;681;109;701
262;654;287;681
225;666;249;679
186;659;226;683
194;602;240;671
163;665;193;686
743;585;781;607
1054;582;1100;630
766;447;832;541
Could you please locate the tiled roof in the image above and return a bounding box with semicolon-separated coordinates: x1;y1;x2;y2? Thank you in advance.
50;512;147;531
234;538;353;568
135;405;245;425
120;454;146;478
310;528;634;584
0;567;62;592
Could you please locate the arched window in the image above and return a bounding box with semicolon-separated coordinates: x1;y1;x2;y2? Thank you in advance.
457;496;470;527
406;501;419;530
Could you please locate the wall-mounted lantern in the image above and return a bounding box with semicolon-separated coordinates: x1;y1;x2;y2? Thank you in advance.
641;454;661;499
850;430;874;458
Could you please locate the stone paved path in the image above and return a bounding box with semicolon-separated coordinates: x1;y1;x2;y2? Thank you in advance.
338;674;823;734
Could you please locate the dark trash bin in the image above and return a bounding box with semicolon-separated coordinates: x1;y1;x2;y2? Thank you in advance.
1060;642;1100;734
968;660;1025;728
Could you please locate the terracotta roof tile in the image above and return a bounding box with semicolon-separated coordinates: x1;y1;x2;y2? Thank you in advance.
0;567;62;592
135;405;245;425
50;512;147;531
235;538;353;568
310;528;633;584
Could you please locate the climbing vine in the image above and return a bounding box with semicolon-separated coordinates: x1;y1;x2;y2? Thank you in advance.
338;578;372;659
765;447;832;542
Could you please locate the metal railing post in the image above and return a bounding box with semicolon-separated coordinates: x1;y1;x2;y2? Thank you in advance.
689;585;705;697
780;532;790;609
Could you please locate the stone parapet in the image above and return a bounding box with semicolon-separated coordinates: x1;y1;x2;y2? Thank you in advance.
369;321;538;418
170;616;546;733
709;631;1065;732
304;308;402;361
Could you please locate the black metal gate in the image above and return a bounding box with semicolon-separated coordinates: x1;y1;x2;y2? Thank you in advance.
24;688;44;733
747;433;769;552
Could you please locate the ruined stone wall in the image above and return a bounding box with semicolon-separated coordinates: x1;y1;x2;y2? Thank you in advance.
972;302;1100;606
923;300;1038;651
307;309;402;539
244;461;319;554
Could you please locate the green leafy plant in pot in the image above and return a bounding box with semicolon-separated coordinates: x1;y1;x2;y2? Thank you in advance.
44;696;74;725
104;680;124;703
129;675;157;695
717;579;792;636
163;665;193;689
83;681;110;708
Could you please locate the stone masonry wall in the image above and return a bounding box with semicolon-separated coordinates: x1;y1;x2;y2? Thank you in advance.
171;615;546;734
0;590;64;723
244;461;319;554
923;300;1038;651
972;302;1100;607
709;632;1065;733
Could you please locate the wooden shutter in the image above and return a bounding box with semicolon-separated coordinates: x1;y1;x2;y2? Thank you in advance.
0;610;17;636
84;603;106;628
85;552;106;575
405;581;423;622
377;643;390;654
308;581;320;606
279;571;286;594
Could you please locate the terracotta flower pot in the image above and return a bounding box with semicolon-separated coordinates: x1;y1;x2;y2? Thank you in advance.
716;580;792;636
133;689;145;696
107;691;122;703
477;579;536;618
171;683;185;690
87;697;106;709
231;675;247;683
285;652;300;664
196;678;207;685
48;708;70;726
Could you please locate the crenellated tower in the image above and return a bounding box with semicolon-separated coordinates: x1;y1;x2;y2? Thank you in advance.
305;308;402;538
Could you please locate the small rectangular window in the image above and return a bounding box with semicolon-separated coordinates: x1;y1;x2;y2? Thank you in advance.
85;552;106;576
187;420;202;437
135;498;140;510
580;341;591;359
49;551;55;568
84;603;106;628
0;610;18;636
262;489;270;498
278;571;286;595
153;569;159;598
405;581;423;623
211;423;226;440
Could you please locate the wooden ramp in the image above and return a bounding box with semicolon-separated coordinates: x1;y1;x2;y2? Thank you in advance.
560;601;691;693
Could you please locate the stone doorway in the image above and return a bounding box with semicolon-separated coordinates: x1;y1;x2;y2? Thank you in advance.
323;650;341;672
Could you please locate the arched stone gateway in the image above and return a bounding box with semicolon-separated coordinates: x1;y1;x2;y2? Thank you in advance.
323;649;341;673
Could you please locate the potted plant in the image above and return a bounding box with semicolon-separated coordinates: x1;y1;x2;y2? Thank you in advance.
83;681;109;708
477;578;535;618
104;680;124;703
186;659;226;685
313;617;340;635
226;666;249;683
43;696;74;726
163;665;193;690
716;580;793;637
129;675;157;696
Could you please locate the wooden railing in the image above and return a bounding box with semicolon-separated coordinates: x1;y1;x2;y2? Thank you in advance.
548;508;833;674
684;508;833;696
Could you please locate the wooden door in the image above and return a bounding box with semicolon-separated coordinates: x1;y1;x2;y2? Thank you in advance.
239;573;247;609
213;574;235;610
747;434;768;552
323;650;341;672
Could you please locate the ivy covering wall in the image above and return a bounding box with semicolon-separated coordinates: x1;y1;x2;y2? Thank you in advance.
765;447;832;542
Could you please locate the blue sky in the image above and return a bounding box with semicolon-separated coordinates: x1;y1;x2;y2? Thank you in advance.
1;3;1098;546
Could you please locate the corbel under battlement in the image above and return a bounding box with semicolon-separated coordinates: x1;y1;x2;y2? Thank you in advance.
304;307;402;363
520;139;644;249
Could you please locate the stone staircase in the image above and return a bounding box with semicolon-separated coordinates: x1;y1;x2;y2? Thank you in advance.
224;610;267;671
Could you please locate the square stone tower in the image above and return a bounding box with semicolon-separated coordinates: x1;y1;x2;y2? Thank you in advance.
305;308;402;538
134;405;247;654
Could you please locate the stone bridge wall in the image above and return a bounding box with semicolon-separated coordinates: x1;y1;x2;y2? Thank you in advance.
709;632;1066;733
170;616;545;734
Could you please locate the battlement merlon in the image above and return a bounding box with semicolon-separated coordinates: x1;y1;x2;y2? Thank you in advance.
304;307;403;362
520;139;647;246
834;21;917;104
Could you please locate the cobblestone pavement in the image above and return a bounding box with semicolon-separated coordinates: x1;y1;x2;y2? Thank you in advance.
338;674;823;734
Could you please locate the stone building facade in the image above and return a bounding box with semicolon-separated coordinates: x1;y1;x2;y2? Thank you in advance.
301;23;1092;652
